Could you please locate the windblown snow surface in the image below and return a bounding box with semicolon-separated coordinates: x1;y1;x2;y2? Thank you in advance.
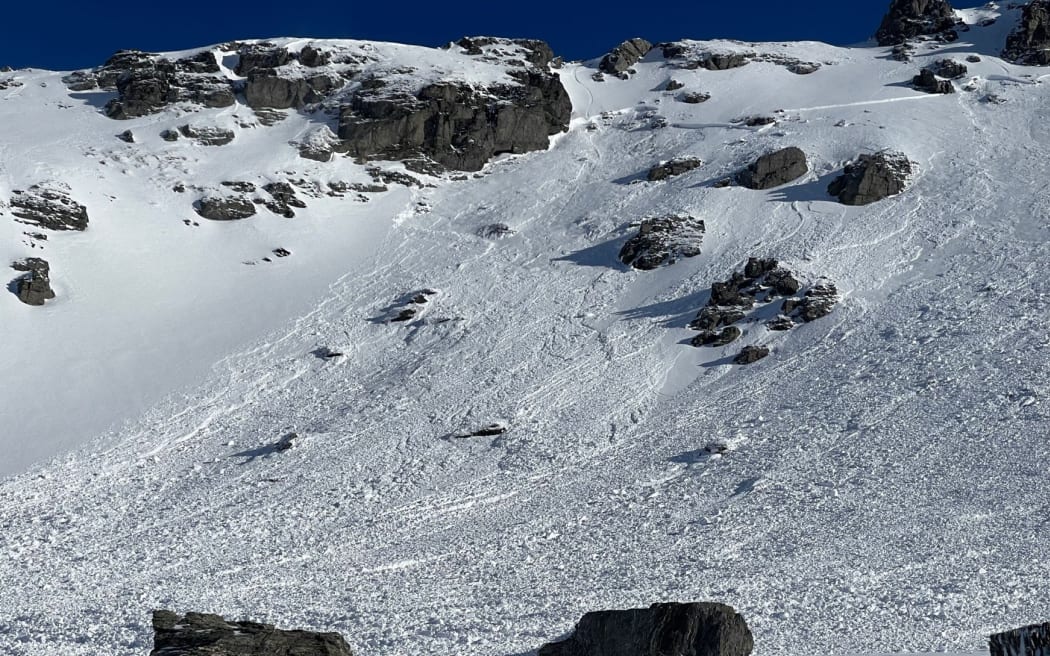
1;7;1049;656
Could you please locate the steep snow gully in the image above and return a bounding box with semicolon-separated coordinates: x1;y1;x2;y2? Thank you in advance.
2;5;1050;656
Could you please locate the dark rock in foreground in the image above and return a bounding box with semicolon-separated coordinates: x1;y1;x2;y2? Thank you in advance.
11;258;55;306
196;194;257;220
734;345;770;365
912;68;954;94
647;158;703;182
179;124;235;146
827;151;913;205
932;58;967;79
10;184;89;231
1003;1;1050;65
619;215;706;270
875;0;958;46
599;38;652;75
150;610;353;656
989;622;1050;656
539;602;753;656
738;147;808;190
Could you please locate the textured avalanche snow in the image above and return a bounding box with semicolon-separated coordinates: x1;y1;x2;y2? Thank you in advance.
2;8;1049;656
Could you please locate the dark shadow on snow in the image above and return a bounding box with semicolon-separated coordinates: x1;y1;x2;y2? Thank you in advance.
617;289;711;328
766;170;840;204
551;236;630;269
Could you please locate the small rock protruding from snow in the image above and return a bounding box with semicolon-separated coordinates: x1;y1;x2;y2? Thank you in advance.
737;146;808;190
10;258;56;306
538;602;753;656
827;151;913;206
150;610;353;656
195;193;257;221
178;124;235;146
734;345;770;365
912;68;955;94
647;158;703;182
619;214;706;270
477;223;516;239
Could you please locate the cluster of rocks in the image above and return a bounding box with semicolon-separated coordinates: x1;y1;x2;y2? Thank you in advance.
9;183;89;231
177;123;236;146
339;37;570;171
599;38;652;76
912;68;954;94
658;42;822;75
1003;0;1050;64
680;91;711;104
737;146;808;190
238;43;344;110
150;610;353;656
827;151;913;206
540;602;753;656
388;289;439;323
194;181;308;220
619;214;706;270
11;258;55;306
688;258;839;364
477;222;516;239
875;0;959;46
647;158;703;182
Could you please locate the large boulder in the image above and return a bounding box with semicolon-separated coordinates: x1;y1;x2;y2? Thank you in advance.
11;258;55;306
989;622;1050;656
912;68;954;94
827;152;913;205
150;610;353;656
599;38;652;74
538;602;753;656
1003;1;1050;65
10;183;89;231
195;194;257;220
737;147;808;190
619;214;706;270
338;57;571;171
875;0;958;46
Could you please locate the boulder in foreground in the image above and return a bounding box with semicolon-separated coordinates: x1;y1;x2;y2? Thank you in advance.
738;147;808;190
150;610;353;656
539;602;753;656
827;151;912;205
989;622;1050;656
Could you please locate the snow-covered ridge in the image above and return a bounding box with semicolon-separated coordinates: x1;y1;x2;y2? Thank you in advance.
3;3;1050;654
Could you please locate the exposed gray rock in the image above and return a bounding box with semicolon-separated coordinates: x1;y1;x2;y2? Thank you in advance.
478;223;516;238
195;194;257;220
178;124;235;146
92;49;236;119
538;602;753;656
599;38;653;75
1003;1;1050;64
296;125;346;162
262;182;307;217
989;622;1050;656
734;345;770;365
787;62;821;75
338;58;571;171
691;325;742;347
299;45;331;67
244;70;342;109
11;258;55;306
665;79;685;91
453;37;557;69
235;43;292;76
619;214;705;270
150;610;354;656
680;91;711;104
689;306;746;332
828;151;913;205
161;129;180;141
738;147;808;190
912;68;954;94
117;129;135;143
221;181;256;193
798;280;839;322
10;184;89;231
647;158;703;182
933;58;968;79
875;0;959;46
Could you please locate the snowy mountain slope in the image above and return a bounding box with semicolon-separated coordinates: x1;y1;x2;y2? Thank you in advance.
2;4;1050;655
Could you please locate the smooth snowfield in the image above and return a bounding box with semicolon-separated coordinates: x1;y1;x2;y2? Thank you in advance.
2;11;1049;656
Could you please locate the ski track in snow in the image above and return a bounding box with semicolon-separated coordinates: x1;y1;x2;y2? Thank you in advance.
2;15;1050;656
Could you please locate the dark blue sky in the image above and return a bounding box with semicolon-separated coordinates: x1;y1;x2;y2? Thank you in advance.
2;1;989;71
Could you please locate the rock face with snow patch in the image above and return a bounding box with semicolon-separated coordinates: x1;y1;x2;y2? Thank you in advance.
149;610;354;656
912;68;954;94
338;38;570;171
195;194;257;220
599;38;653;75
989;622;1050;656
737;147;808;190
1003;1;1050;65
875;0;958;46
538;602;753;656
827;152;913;205
11;258;55;306
10;184;89;231
619;215;705;270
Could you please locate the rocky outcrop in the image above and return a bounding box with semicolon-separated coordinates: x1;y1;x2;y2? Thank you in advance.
680;91;711;104
538;602;753;656
647;158;703;182
296;125;346;162
619;215;706;270
150;610;353;656
912;68;954;94
875;0;958;46
453;37;557;68
827;151;913;205
262;182;306;217
195;194;257;220
737;147;808;190
11;258;55;306
734;345;770;365
244;70;342;109
338;58;571;171
178;124;235;146
1003;1;1050;64
599;38;652;75
932;58;967;79
10;183;89;231
989;622;1050;656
